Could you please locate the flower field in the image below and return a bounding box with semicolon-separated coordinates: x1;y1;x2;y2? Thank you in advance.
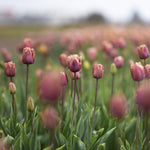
0;25;150;150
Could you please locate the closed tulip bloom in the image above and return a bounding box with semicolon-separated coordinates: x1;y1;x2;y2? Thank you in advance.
117;38;126;49
9;82;16;94
87;47;98;61
114;56;124;68
38;72;61;103
59;71;68;86
130;62;145;81
22;47;35;64
92;64;104;79
4;61;16;77
59;53;68;67
23;38;33;49
145;64;150;79
137;44;149;59
136;84;150;112
110;63;117;75
41;107;59;130
27;97;34;112
83;60;90;70
109;95;127;119
67;54;82;72
69;70;81;80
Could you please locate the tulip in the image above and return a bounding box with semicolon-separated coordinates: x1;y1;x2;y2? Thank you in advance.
69;70;80;80
4;61;16;81
114;56;124;68
59;53;68;67
83;60;90;70
37;43;48;55
39;72;61;103
137;44;149;60
22;47;35;126
145;64;150;79
22;47;35;64
92;64;104;79
41;107;59;130
67;54;82;72
109;94;127;119
136;84;150;149
41;107;59;148
87;47;98;62
110;63;117;95
9;82;16;94
130;62;145;82
117;38;126;49
92;63;104;128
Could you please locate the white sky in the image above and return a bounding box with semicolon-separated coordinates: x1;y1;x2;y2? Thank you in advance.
1;0;150;22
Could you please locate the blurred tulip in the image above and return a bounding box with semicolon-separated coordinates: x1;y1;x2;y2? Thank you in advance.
59;71;68;86
9;82;16;94
114;56;124;68
83;60;90;70
4;61;16;77
38;72;61;103
109;94;127;119
59;53;68;67
87;47;98;62
130;62;145;81
145;64;150;79
27;97;34;112
137;44;149;59
41;107;59;130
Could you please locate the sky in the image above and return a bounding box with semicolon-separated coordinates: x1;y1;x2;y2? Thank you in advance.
1;0;150;23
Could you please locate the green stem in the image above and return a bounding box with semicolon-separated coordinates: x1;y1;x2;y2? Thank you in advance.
25;64;29;126
111;74;114;96
136;111;140;150
92;78;98;129
12;94;17;128
146;114;149;150
30;112;33;134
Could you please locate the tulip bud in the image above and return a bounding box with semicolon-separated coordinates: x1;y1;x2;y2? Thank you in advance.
145;64;150;79
27;97;34;112
37;43;48;55
59;71;68;86
69;70;81;80
22;47;35;64
137;44;149;59
40;107;59;130
136;84;150;112
92;64;104;79
130;62;145;81
109;94;127;119
59;53;68;67
38;72;61;103
9;82;16;94
83;60;90;70
67;54;82;72
4;61;16;77
110;63;117;75
114;56;124;68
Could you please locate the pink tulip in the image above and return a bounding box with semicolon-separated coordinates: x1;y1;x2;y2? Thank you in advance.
114;56;124;68
137;44;149;59
92;64;104;79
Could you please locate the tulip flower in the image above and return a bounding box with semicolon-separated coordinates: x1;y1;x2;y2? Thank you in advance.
22;47;35;126
109;94;127;119
110;63;117;95
145;64;150;79
59;53;68;67
130;62;145;82
41;107;59;149
114;56;124;68
136;84;150;149
4;61;16;82
92;63;104;128
137;44;149;61
87;47;98;62
38;72;61;103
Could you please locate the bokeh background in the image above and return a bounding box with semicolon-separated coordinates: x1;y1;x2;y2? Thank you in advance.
0;0;150;50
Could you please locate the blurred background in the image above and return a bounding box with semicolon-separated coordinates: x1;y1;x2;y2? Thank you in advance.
0;0;150;49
